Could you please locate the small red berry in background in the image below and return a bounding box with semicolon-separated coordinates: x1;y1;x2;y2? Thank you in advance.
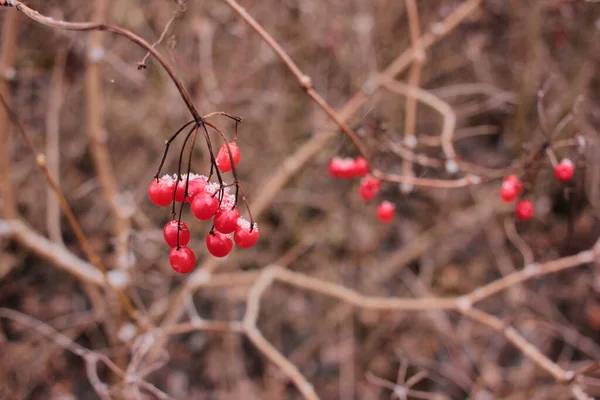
499;175;523;203
352;157;369;177
213;208;241;234
191;193;219;220
359;175;381;201
148;178;174;206
500;182;518;203
554;159;574;182
216;142;241;172
206;231;233;257
504;175;523;194
376;201;395;223
515;200;535;221
169;246;196;273
234;220;259;248
163;220;190;248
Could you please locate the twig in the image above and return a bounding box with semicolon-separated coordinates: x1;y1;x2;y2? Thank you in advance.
0;6;18;220
45;45;67;244
401;0;424;193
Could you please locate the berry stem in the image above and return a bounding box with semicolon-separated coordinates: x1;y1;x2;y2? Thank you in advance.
154;119;195;179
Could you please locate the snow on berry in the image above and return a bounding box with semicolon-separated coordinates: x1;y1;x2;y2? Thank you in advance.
169;246;196;273
163;220;190;248
554;159;574;182
376;201;395;223
206;231;233;258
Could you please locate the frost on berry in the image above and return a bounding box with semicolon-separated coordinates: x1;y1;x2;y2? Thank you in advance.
234;218;259;248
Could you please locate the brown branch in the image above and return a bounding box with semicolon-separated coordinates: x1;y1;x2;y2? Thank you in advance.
0;7;18;219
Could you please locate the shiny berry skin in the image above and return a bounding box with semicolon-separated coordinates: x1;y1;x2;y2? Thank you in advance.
515;200;534;221
358;175;381;201
216;143;241;172
185;176;208;202
234;221;259;248
169;246;196;274
191;193;219;220
500;182;519;203
213;208;241;234
554;159;574;182
352;157;370;177
163;220;190;248
206;231;233;257
504;175;523;194
148;179;174;206
174;179;187;202
376;201;395;223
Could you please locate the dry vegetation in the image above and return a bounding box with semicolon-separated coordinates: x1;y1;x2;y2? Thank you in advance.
1;0;600;399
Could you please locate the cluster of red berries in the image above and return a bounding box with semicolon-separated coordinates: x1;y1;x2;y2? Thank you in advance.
148;143;258;274
499;158;575;221
327;157;395;223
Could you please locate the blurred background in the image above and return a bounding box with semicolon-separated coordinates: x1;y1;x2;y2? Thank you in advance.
1;0;600;399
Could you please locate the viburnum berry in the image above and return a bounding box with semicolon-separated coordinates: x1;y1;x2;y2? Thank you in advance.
185;176;208;202
515;200;534;221
359;175;381;201
554;159;574;182
504;175;523;193
500;182;518;203
174;179;187;202
206;231;233;258
163;220;190;248
169;246;196;274
376;201;395;223
213;208;241;234
216;142;241;172
352;157;369;177
148;178;174;206
191;193;219;220
234;219;259;248
499;175;523;203
327;157;352;179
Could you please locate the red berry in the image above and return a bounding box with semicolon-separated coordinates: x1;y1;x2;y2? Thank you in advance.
174;179;187;202
163;220;191;248
185;176;207;202
554;159;574;182
500;182;518;203
327;158;344;179
191;193;219;220
216;143;241;172
515;200;534;221
234;220;259;248
359;175;381;201
148;178;174;206
352;157;369;177
169;246;196;273
504;175;523;194
206;231;233;257
376;201;395;223
214;208;241;234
